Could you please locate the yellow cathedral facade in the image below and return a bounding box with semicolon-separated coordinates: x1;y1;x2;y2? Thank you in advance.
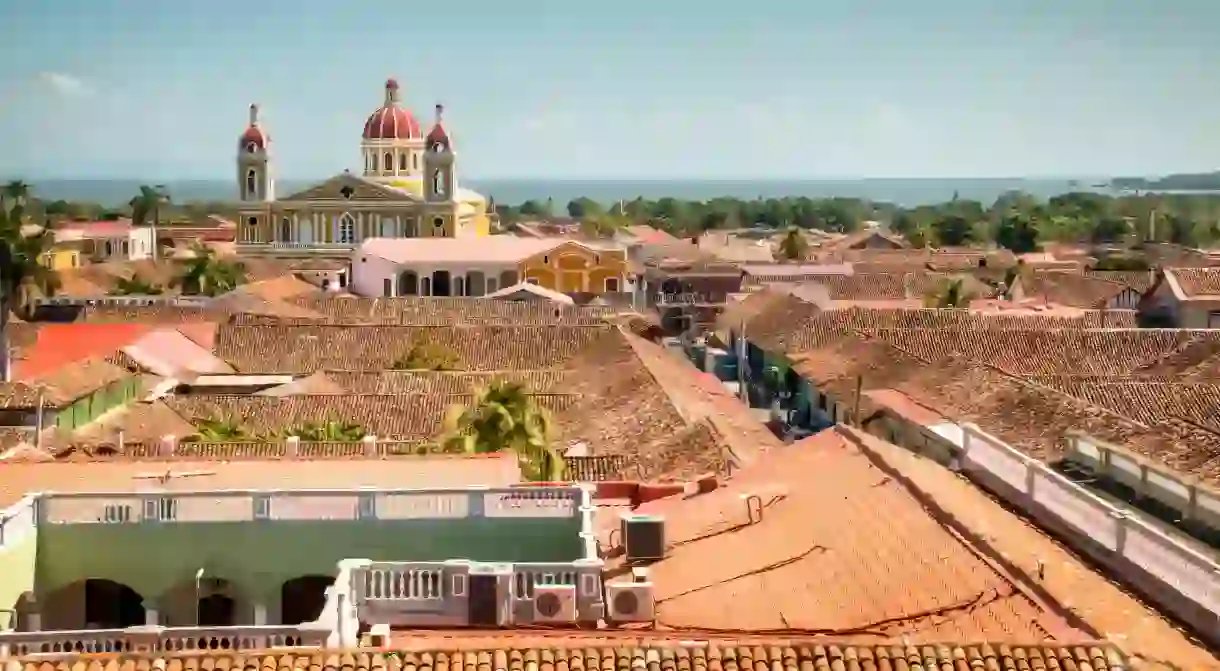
233;78;490;256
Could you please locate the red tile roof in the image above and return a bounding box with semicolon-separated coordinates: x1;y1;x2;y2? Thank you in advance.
15;323;153;380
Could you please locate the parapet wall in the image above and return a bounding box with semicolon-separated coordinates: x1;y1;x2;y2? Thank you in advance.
954;423;1220;648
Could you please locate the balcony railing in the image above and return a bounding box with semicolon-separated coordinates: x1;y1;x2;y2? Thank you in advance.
0;487;588;540
237;242;355;251
0;624;327;657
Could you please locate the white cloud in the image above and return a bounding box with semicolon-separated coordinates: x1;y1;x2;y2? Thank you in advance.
37;72;91;97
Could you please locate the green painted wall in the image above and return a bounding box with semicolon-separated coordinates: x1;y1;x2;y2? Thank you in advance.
0;533;37;629
37;518;580;604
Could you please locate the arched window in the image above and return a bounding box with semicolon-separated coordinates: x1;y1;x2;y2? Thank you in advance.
371;154;378;171
246;169;257;198
432;142;446;154
246;143;258;154
399;153;408;171
280;217;292;242
413;153;419;170
339;213;356;244
383;152;393;172
432;170;445;197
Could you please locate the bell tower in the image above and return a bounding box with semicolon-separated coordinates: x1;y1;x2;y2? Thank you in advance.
423;104;456;203
237;104;273;202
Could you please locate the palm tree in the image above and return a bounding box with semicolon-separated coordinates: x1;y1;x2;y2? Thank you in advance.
0;181;61;317
187;415;250;441
284;418;366;441
173;242;247;296
111;274;165;296
440;381;564;481
130;185;168;261
925;278;975;309
393;342;459;370
776;227;808;261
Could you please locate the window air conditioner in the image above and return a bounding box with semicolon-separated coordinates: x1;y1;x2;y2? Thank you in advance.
531;585;577;623
604;582;655;623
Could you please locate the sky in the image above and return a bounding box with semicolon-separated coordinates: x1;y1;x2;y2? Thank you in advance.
0;0;1216;181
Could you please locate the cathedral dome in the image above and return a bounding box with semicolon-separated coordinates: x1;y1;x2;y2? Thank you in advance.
239;104;268;151
362;78;421;140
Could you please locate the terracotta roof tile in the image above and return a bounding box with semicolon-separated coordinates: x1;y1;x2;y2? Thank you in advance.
0;643;1131;671
282;296;613;325
23;357;134;406
782;309;1138;354
161;393;579;441
319;370;574;395
0;455;519;505
868;328;1220;376
1029;378;1220;432
0;382;49;409
1017;271;1134;308
15;323;152;378
214;324;617;373
1085;269;1157;293
598;428;1086;641
1169;267;1220;297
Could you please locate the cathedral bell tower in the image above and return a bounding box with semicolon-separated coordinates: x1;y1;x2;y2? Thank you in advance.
237;104;273;202
423;103;456;203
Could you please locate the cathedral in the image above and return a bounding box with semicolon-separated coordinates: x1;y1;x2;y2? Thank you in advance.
233;78;490;256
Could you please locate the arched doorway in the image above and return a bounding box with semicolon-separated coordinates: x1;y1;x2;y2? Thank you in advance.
280;575;333;625
197;594;236;626
398;271;418;296
66;579;145;630
432;270;452;297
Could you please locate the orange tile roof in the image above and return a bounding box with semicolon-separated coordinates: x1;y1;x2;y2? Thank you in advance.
598;428;1080;641
15;323;152;379
2;643;1131;670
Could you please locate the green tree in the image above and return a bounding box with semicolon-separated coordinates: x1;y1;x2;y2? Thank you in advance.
518;200;550;218
566;197;605;219
580;214;628;239
440;381;563;481
995;211;1040;253
187;415;251;441
924;278;975;309
173;243;246;296
0;181;61;319
130;185;169;261
931;214;973;246
284;418;366;441
393;341;459;370
112;274;165;296
776;228;808;261
1090;217;1130;244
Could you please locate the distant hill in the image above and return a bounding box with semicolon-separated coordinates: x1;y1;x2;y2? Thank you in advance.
1110;171;1220;191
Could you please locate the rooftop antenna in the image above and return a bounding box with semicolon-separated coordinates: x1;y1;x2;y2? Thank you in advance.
133;469;216;485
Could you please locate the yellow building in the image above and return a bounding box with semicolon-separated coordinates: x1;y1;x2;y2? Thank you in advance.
234;78;490;257
519;241;627;293
38;248;81;271
354;238;627;297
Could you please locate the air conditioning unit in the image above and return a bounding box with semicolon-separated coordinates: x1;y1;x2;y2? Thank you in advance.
531;585;577;623
621;514;665;564
605;582;655;623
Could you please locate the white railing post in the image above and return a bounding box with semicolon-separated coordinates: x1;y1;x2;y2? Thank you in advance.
285;436;300;458
363;435;377;457
1109;511;1127;554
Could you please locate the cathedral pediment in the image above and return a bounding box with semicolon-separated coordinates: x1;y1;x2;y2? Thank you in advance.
280;172;419;203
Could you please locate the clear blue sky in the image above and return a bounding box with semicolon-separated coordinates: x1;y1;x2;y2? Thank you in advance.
0;0;1216;181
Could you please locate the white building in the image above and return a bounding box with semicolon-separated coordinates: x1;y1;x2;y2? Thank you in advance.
56;220;156;262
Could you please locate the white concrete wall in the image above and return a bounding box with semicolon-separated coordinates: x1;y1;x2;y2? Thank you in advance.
350;253;403;297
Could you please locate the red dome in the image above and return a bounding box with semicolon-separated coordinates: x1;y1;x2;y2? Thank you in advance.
363;107;421;140
363;78;421;140
239;125;267;151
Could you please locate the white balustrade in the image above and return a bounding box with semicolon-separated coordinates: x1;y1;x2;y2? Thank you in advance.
957;423;1220;630
0;625;325;658
23;487;583;526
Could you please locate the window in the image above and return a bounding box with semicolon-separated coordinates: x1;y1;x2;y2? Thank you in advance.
432;216;444;229
431;170;446;197
383;278;392;296
371;154;378;171
383;152;393;172
605;277;620;292
340;185;355;200
339;213;356;244
413;153;419;170
247;217;258;227
280;217;291;241
246;169;257;198
246;143;258;154
399;153;408;171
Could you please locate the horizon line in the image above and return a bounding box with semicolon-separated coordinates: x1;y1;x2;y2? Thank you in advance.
13;174;1122;183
